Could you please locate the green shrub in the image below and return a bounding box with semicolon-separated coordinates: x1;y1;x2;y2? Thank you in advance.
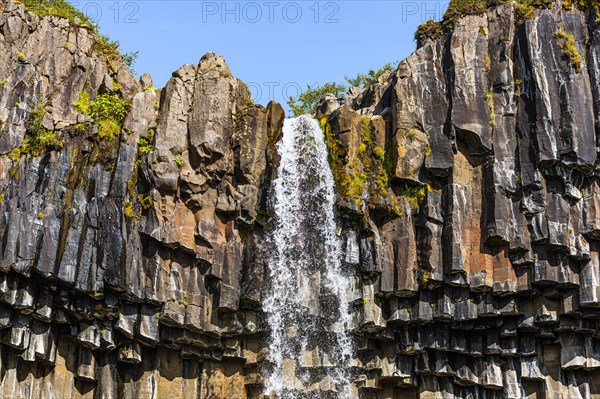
345;63;396;88
288;82;347;117
175;155;184;169
75;93;129;142
121;51;139;74
90;94;129;122
443;0;487;27
12;100;64;157
287;63;398;117
95;119;121;142
555;29;582;72
514;2;535;24
137;138;152;155
75;91;91;115
22;0;93;25
399;184;427;208
414;20;443;47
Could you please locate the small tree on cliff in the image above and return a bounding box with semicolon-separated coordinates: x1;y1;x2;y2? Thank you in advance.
287;62;397;117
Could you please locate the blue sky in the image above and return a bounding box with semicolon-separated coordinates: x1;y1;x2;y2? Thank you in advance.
71;1;450;108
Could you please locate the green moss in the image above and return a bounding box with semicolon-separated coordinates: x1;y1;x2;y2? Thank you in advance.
571;0;600;11
17;52;26;62
8;148;21;161
357;143;367;155
515;171;522;185
137;138;152;156
10;100;63;159
514;79;522;97
514;2;535;24
322;115;356;200
0;193;5;204
399;184;426;208
127;159;142;198
424;143;432;157
75;91;91;116
418;269;432;286
322;114;395;208
383;147;394;180
373;146;385;160
0;79;7;87
361;116;372;140
555;28;582;72
175;155;183;170
91;291;102;299
71;122;89;136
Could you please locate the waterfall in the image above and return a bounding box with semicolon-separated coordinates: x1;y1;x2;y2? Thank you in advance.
263;116;354;398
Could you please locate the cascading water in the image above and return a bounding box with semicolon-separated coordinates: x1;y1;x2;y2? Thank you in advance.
263;116;354;398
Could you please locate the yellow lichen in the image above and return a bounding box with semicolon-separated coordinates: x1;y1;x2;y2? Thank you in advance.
123;201;134;218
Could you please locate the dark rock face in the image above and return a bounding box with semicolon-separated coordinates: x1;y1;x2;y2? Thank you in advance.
1;0;600;397
321;2;600;398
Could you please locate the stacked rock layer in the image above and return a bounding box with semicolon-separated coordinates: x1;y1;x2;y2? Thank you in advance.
1;0;600;398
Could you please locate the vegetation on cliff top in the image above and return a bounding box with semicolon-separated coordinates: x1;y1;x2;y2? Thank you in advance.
288;63;397;116
415;0;599;47
19;0;138;71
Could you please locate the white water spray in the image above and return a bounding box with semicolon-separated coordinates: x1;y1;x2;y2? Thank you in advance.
263;116;354;398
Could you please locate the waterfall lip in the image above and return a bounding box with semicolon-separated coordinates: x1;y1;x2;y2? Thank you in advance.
262;116;355;398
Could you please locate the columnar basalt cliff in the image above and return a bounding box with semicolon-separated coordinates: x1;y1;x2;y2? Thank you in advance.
2;0;600;397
